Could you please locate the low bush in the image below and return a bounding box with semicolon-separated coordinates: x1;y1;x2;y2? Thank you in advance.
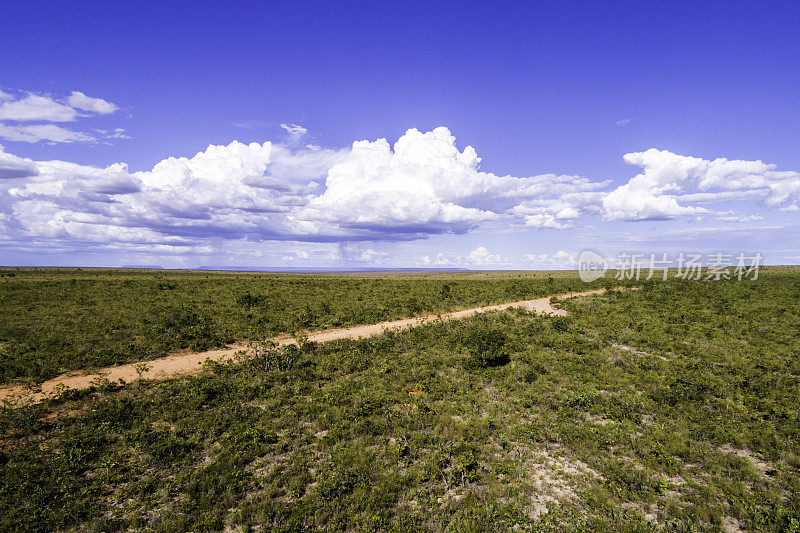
464;326;510;367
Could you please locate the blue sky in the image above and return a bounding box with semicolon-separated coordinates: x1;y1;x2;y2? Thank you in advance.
1;1;798;269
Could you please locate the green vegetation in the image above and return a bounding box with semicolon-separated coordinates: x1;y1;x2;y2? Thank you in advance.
1;267;799;531
0;268;608;385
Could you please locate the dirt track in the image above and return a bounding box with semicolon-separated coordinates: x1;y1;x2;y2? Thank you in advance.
0;288;608;404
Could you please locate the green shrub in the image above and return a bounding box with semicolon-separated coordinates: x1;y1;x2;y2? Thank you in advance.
464;326;510;367
523;362;547;383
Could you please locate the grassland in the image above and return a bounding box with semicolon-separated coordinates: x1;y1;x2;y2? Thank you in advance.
0;268;608;385
1;268;799;531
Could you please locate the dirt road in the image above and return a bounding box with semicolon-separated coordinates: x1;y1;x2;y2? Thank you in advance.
0;288;609;404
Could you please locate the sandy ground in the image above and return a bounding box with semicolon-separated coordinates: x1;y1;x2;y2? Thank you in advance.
0;288;608;404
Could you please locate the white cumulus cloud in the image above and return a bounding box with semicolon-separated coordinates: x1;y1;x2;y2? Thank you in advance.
467;246;503;265
302;127;604;237
67;91;119;114
0;94;77;122
0;123;97;144
602;148;800;221
0;89;122;144
523;250;575;266
1;128;798;259
0;147;38;179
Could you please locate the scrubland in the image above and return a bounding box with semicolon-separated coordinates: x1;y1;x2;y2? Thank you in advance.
0;268;606;385
0;267;798;531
